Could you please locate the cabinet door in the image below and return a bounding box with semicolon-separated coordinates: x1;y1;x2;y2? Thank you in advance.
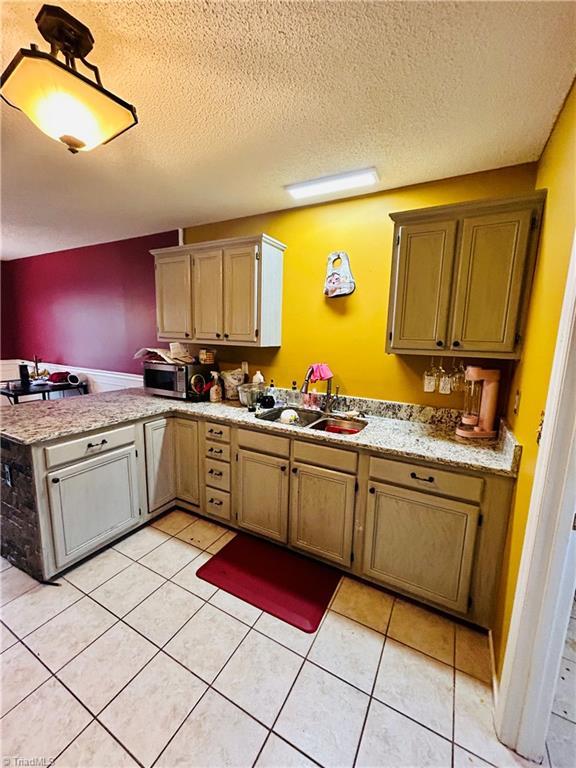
449;209;532;353
223;245;258;343
145;419;176;511
363;481;479;612
290;463;355;566
175;418;199;505
48;447;140;568
390;220;457;350
193;249;223;340
155;253;192;340
236;449;289;542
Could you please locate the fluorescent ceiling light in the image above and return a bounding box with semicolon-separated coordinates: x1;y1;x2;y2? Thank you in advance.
286;167;379;200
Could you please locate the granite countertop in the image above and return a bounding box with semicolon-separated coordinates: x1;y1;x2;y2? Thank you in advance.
0;388;521;477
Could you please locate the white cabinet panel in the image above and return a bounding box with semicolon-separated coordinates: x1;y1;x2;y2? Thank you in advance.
48;447;140;568
155;252;192;340
223;245;258;343
193;249;224;341
145;419;176;512
175;418;200;505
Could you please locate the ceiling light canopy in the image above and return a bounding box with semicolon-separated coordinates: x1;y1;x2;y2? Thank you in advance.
285;167;379;200
1;4;137;153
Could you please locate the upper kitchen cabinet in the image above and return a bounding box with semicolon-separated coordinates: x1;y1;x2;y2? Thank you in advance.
154;252;193;340
386;192;546;358
151;234;286;347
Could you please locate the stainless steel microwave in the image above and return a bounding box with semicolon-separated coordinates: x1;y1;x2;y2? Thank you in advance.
143;361;189;399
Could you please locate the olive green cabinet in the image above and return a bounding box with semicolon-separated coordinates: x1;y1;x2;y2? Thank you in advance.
386;192;545;358
236;449;289;542
363;481;479;613
289;463;356;566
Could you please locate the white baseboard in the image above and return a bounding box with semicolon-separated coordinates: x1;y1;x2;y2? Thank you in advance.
1;359;142;403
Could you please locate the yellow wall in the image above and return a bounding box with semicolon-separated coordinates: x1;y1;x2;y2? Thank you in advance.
185;164;536;407
494;83;576;672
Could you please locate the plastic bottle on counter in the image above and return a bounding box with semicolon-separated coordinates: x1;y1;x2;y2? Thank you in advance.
209;371;222;403
252;370;265;384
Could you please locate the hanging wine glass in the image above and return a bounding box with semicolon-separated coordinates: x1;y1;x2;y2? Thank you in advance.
450;359;466;393
438;358;451;395
423;357;438;392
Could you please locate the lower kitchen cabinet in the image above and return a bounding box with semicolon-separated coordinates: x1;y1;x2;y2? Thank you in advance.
47;446;141;568
289;462;356;566
236;449;289;542
145;418;176;511
363;481;479;613
174;418;200;505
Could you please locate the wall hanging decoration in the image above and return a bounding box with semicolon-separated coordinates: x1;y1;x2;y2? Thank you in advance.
323;251;356;298
1;4;137;153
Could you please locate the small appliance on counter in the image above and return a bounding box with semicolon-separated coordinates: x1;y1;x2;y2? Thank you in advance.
143;360;218;400
456;366;500;439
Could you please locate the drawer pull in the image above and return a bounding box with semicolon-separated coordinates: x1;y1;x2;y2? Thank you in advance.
208;498;223;506
208;469;223;477
51;477;60;484
410;471;434;483
369;487;375;494
87;439;108;449
208;447;223;454
208;429;223;436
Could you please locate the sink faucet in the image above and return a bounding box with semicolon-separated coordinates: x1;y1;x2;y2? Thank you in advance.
301;365;333;412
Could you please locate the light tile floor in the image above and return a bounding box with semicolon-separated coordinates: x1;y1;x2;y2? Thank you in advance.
0;513;535;768
546;597;576;768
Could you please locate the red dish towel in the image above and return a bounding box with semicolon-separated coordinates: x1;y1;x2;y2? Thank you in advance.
196;534;341;632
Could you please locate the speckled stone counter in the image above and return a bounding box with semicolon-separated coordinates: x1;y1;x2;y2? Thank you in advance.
0;388;521;476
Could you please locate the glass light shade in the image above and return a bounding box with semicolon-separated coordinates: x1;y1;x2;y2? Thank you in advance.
1;50;137;152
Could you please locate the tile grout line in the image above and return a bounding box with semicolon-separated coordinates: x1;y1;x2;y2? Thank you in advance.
352;596;396;767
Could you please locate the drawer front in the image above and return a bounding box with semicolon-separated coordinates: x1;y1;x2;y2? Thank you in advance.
369;456;483;502
238;429;290;458
204;422;230;443
205;458;231;491
205;441;231;462
45;425;137;469
204;487;231;521
293;440;358;474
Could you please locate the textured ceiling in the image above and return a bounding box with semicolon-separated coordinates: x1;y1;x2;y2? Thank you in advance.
1;1;575;259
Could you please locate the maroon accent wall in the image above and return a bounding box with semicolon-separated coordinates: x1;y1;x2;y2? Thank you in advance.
1;231;178;374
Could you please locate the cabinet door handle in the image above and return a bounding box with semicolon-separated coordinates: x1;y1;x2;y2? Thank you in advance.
436;340;444;347
87;439;108;449
209;498;223;506
452;340;461;348
208;429;223;436
224;333;229;339
369;487;375;494
410;471;434;483
185;332;190;338
208;448;222;454
216;333;221;338
51;477;60;484
292;467;298;475
208;469;223;477
280;465;287;472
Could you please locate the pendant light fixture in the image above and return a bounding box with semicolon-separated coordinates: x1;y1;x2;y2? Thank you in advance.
1;4;138;153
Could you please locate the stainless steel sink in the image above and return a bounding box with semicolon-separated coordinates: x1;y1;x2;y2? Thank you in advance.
308;416;368;434
255;407;368;434
255;407;323;427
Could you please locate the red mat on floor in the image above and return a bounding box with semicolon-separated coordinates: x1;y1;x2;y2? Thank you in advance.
196;534;340;632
